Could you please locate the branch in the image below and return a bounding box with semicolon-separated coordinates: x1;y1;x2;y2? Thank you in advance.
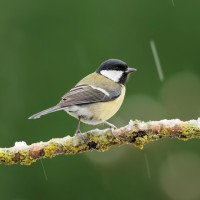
1;118;200;165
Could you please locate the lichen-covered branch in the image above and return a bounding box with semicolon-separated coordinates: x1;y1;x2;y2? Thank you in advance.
1;118;200;165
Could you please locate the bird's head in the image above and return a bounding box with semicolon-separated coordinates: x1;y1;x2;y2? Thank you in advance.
96;59;136;85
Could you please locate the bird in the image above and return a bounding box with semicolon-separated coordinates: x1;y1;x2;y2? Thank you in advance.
28;59;136;134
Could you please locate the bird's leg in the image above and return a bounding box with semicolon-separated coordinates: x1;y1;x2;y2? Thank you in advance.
75;117;81;135
75;117;86;140
105;121;117;129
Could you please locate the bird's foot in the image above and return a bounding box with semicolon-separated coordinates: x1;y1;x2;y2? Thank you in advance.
104;121;117;133
75;129;81;135
75;129;85;140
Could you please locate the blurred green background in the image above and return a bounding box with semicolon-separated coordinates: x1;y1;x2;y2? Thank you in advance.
0;0;200;199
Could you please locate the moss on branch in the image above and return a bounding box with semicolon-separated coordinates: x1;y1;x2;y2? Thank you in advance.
0;118;200;165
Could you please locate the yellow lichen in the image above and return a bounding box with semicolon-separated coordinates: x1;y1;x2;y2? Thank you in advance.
4;152;15;165
180;125;200;141
134;137;146;150
0;150;36;165
44;142;58;157
0;152;3;159
161;129;170;137
147;132;159;141
85;130;116;151
19;150;35;165
64;145;87;154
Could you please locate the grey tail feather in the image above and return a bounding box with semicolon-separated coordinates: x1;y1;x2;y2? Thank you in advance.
28;106;62;119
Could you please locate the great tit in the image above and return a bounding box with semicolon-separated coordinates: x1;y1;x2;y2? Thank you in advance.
29;59;136;134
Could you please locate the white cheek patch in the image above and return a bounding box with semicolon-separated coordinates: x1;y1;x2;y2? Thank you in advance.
100;70;123;82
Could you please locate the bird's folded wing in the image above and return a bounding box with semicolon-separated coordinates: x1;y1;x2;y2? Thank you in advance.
58;84;121;107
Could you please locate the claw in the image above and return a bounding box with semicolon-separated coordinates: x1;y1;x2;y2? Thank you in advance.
75;129;86;141
104;121;117;129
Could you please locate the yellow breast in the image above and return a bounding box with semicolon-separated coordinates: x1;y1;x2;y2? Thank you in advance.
88;85;125;123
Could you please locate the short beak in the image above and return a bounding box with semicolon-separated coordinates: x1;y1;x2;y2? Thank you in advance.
127;67;137;73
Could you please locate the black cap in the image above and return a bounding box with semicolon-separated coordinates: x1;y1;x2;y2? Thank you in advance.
96;59;128;73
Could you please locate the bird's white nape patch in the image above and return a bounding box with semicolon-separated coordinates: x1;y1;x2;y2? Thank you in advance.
100;70;123;82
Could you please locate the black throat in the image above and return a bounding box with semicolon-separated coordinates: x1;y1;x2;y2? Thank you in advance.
118;72;129;85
